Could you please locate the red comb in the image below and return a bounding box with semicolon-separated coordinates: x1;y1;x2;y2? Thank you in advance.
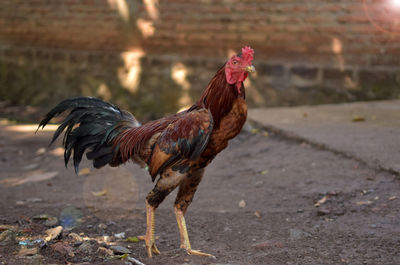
241;46;254;64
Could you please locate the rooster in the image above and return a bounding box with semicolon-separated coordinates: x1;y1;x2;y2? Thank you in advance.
38;46;255;257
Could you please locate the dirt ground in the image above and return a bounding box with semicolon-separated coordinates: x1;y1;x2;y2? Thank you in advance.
1;121;400;265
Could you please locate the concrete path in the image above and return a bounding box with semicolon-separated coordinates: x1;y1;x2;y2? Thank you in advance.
248;100;400;174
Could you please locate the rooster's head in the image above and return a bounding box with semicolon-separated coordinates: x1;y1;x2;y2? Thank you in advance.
225;46;255;93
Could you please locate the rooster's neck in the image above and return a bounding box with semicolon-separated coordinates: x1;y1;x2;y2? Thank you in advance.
195;66;244;128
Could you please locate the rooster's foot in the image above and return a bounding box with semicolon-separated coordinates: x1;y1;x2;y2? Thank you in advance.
138;235;160;257
183;247;214;257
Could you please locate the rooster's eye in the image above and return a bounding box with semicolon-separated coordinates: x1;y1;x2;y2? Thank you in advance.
232;60;238;65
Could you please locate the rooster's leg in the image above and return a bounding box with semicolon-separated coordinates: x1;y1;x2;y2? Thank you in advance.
174;169;214;257
174;207;214;257
139;169;186;257
138;201;160;257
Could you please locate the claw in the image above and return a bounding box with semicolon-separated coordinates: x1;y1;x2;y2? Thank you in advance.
187;248;215;257
152;244;161;255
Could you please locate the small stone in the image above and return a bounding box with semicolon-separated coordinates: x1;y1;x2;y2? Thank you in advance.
314;195;328;207
77;241;93;254
289;229;311;240
27;198;43;203
255;181;264;188
51;241;75;257
0;230;14;243
15;201;25;206
317;208;331;216
45;226;63;242
106;220;116;226
36;148;46;155
98;223;107;230
238;200;246;208
44;217;58;227
68;232;83;242
99;242;108;248
96;246;113;256
18;246;38;256
73;241;83;247
356;200;373;206
110;245;131;255
254;241;283;249
33;214;50;220
114;232;126;239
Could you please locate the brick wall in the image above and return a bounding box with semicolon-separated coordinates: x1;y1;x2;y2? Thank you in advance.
1;0;399;119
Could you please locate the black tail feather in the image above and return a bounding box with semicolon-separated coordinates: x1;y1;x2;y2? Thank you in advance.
38;97;121;131
86;146;113;160
93;153;114;169
38;97;140;173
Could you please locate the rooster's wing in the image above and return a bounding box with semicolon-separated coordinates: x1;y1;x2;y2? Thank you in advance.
148;108;213;180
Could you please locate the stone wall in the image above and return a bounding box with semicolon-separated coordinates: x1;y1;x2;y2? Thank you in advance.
1;0;399;119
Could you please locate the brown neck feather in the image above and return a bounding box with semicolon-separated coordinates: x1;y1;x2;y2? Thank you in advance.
194;65;244;128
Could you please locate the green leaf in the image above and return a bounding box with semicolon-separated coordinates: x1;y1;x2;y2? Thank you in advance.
126;236;140;243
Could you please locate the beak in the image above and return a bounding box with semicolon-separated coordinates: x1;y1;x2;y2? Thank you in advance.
246;65;256;73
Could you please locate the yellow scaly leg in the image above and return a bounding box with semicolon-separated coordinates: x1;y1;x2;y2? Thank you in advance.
174;207;214;257
138;202;160;258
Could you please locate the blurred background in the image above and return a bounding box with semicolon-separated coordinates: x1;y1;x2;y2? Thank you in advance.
0;0;399;121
